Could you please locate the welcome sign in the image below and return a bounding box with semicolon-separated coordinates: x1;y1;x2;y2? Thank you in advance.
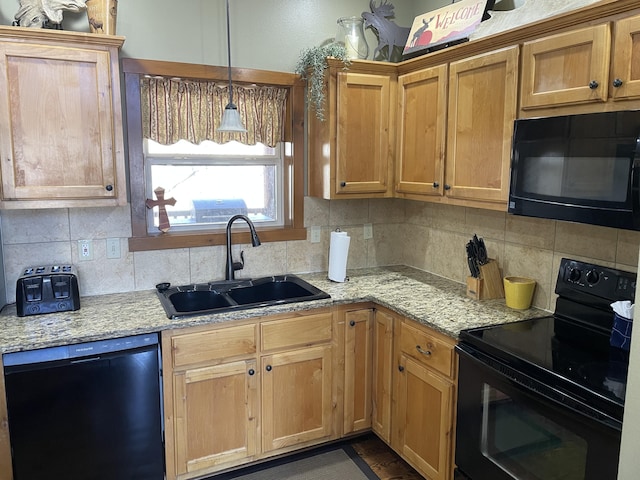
404;0;488;56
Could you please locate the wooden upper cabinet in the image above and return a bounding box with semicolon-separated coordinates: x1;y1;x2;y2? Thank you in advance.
446;46;518;204
521;24;611;109
395;65;447;197
0;29;126;209
336;72;392;195
521;14;640;110
611;14;640;101
307;60;396;199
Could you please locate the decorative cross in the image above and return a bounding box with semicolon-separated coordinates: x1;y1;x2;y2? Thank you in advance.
146;187;176;233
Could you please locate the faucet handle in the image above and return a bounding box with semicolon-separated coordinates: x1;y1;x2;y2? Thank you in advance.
232;251;245;272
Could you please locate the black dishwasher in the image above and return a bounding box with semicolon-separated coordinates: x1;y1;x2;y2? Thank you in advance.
3;333;165;480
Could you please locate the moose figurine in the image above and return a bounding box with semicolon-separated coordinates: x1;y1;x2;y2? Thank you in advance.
362;0;410;62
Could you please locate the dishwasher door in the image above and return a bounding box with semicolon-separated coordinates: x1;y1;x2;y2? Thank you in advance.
3;333;164;480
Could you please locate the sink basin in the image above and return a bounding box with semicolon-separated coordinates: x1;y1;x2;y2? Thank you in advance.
227;279;323;305
156;275;330;319
168;290;233;313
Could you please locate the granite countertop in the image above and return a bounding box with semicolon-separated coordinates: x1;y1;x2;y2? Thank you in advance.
0;266;545;354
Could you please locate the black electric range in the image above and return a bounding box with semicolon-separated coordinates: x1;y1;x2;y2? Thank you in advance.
455;258;636;480
459;258;636;427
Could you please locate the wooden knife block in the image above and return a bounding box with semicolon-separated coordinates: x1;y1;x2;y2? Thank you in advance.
466;259;505;300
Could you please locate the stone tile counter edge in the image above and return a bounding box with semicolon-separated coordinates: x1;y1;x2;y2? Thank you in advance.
0;266;543;354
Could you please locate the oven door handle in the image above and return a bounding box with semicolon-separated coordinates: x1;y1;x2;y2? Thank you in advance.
455;343;622;431
632;135;640;228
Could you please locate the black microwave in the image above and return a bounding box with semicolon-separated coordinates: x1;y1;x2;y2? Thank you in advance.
508;110;640;230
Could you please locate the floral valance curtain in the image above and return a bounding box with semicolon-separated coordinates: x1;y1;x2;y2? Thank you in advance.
140;76;287;147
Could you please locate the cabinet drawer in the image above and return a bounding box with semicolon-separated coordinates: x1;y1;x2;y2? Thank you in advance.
261;312;332;351
172;323;256;368
399;321;454;377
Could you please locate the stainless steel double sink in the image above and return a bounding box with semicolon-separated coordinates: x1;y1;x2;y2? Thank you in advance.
156;275;330;319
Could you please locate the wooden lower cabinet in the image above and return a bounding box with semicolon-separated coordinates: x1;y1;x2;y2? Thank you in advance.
392;319;458;480
163;306;458;480
394;355;455;480
173;359;258;475
163;308;337;480
343;308;374;435
261;345;333;452
371;308;395;443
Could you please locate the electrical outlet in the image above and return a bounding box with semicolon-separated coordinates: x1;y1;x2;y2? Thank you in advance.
78;239;93;261
364;223;373;240
106;238;121;259
310;226;321;243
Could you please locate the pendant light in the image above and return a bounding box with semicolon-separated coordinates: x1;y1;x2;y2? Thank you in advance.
218;0;247;132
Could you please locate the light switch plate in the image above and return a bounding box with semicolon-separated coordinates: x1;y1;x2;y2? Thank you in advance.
310;226;321;243
364;223;373;240
106;238;121;259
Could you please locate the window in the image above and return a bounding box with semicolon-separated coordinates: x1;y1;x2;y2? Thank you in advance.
145;140;284;232
123;59;306;251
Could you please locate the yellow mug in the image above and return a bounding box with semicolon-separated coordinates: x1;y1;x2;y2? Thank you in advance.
503;276;536;310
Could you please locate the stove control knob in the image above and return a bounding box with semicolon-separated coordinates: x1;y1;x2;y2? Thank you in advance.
568;267;581;282
586;270;600;285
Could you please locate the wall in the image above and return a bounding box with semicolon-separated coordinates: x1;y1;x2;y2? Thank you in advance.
403;202;640;311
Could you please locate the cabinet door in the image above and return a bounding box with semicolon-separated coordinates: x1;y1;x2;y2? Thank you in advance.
396;65;447;196
372;308;394;443
520;24;611;108
262;345;333;452
173;360;258;476
394;354;455;480
335;72;392;195
344;308;373;435
611;14;640;100
0;42;122;203
447;46;518;203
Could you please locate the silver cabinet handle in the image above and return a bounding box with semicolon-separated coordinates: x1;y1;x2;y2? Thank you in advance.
416;345;431;356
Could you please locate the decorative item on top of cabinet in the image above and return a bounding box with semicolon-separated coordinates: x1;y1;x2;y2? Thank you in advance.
520;14;640;115
307;59;397;199
13;0;87;29
294;42;350;121
0;28;126;209
362;0;410;62
85;0;118;35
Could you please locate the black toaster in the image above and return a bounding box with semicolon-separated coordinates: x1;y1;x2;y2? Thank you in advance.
16;265;80;317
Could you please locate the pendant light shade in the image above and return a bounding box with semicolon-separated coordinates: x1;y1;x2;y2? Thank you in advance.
218;0;247;133
219;104;247;132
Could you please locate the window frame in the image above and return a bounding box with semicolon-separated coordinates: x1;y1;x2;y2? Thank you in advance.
122;58;306;251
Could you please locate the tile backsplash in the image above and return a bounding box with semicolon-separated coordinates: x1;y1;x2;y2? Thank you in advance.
2;197;639;311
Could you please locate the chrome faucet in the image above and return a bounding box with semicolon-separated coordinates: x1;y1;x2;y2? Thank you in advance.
225;214;261;280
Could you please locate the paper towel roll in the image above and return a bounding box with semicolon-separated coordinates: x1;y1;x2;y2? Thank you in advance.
328;230;350;282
